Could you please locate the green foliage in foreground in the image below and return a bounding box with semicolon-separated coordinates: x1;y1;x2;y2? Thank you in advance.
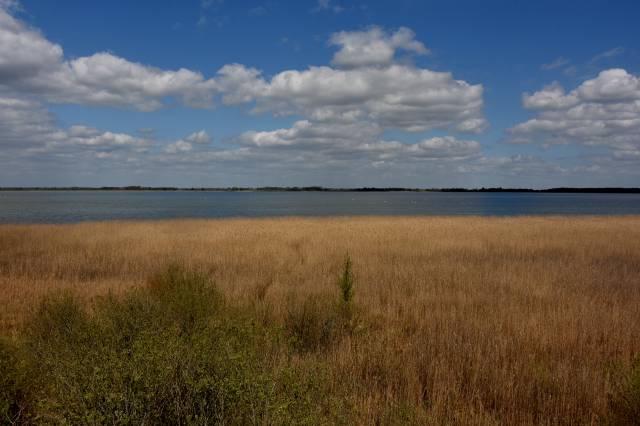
1;337;29;424
284;255;358;354
1;266;344;425
338;255;354;307
4;261;639;425
606;359;640;425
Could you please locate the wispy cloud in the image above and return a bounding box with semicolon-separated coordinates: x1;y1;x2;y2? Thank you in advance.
280;37;302;52
590;46;625;64
249;6;267;16
562;65;577;77
197;0;226;30
541;57;570;70
196;15;208;29
313;0;344;13
201;0;223;9
0;0;21;11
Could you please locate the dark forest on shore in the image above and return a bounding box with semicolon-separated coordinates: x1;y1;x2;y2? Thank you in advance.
2;186;640;193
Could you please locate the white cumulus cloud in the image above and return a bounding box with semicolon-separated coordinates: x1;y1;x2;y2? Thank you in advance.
185;130;212;144
510;69;640;159
0;8;217;111
329;26;428;69
217;63;486;133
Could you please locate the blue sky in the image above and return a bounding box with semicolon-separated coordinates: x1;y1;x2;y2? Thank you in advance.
1;0;639;187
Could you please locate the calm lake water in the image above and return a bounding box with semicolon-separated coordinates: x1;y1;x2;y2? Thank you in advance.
1;191;640;223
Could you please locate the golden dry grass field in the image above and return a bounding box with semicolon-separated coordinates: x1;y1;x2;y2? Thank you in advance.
1;216;640;424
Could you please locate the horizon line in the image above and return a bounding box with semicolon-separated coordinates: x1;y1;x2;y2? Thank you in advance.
1;186;640;194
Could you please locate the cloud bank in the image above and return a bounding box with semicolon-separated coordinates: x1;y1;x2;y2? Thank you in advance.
0;7;216;111
510;69;640;160
2;2;638;186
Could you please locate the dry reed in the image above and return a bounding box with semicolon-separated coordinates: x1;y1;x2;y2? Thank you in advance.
1;216;640;424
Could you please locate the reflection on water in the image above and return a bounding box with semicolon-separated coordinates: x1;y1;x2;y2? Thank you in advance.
1;191;640;223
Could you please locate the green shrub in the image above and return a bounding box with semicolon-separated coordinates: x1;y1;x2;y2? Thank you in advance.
337;255;356;327
606;360;640;425
285;256;358;354
0;338;29;424
285;296;342;353
338;255;354;307
26;292;90;346
377;402;430;426
13;265;344;424
147;263;224;333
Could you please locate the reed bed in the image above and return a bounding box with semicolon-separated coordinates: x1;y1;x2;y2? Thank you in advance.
1;216;640;424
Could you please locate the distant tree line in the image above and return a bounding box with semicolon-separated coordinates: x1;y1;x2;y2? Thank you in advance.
1;186;640;193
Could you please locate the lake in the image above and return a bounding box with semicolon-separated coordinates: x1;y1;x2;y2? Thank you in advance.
1;191;640;223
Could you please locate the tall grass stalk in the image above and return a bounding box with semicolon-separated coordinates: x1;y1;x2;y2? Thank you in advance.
1;216;640;423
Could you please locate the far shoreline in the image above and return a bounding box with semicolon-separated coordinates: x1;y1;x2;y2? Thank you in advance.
2;186;640;194
2;215;640;228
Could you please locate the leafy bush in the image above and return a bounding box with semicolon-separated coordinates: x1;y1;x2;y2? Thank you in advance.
337;255;356;326
285;296;343;353
12;265;343;424
0;338;29;424
285;256;358;354
338;255;354;307
606;360;640;425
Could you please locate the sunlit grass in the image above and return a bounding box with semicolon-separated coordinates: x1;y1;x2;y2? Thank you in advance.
1;216;640;423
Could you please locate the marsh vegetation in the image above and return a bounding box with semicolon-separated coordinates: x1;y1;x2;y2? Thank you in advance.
1;217;640;424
